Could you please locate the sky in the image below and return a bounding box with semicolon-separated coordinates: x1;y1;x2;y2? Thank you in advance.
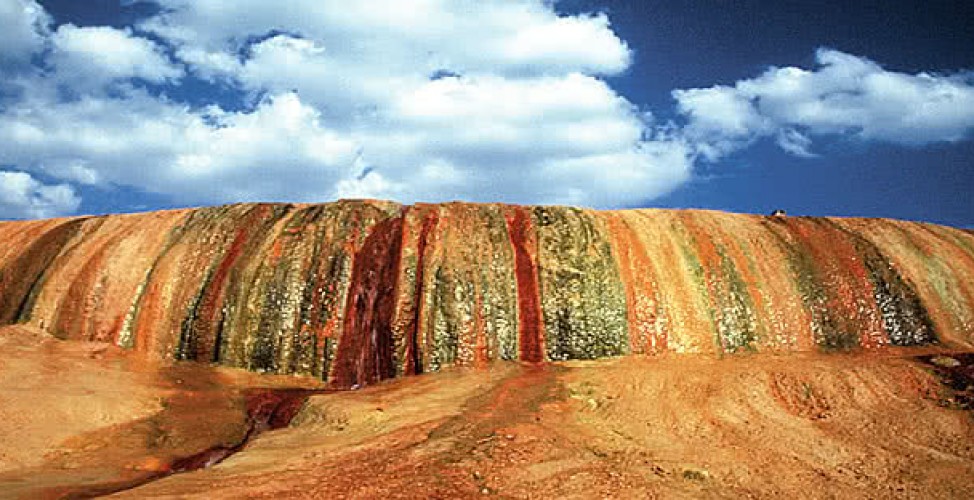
0;1;972;227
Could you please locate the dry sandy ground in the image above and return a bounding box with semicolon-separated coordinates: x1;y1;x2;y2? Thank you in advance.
0;326;324;498
1;326;973;498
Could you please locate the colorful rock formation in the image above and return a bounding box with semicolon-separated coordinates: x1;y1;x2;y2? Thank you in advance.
1;201;972;387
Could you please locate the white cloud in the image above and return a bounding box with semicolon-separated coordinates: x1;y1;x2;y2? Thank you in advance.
675;48;974;159
50;24;183;85
0;0;49;67
0;0;686;213
0;90;362;204
144;1;630;78
2;2;972;220
673;85;772;161
0;170;80;219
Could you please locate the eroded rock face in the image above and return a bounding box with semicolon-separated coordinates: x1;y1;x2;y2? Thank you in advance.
2;201;973;386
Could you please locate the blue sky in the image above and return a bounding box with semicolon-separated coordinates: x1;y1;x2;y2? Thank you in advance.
1;1;972;227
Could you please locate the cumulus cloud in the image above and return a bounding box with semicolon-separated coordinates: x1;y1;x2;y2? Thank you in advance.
2;1;972;220
144;1;631;79
0;0;690;214
50;24;184;85
0;90;363;204
0;170;80;219
0;0;49;66
675;48;974;160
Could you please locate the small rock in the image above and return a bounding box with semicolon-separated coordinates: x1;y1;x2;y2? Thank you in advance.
931;356;962;368
682;468;710;481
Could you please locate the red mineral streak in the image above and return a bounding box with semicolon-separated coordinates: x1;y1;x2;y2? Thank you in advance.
57;387;329;499
332;216;405;388
784;218;886;348
404;207;439;375
505;207;545;363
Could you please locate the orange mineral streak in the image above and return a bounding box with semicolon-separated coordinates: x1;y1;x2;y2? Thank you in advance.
694;212;811;351
0;218;82;324
632;211;714;353
737;216;814;351
899;221;972;338
0;218;68;268
678;212;731;351
602;213;667;354
29;211;186;344
916;224;974;338
131;210;238;358
505;206;545;362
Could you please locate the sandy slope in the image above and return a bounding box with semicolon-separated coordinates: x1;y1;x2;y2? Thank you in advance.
116;352;974;498
1;327;972;498
0;326;163;472
0;326;324;498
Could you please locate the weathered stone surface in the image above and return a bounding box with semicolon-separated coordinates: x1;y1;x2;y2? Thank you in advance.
2;201;973;387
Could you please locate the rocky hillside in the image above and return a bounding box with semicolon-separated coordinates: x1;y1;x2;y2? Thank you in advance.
1;201;972;387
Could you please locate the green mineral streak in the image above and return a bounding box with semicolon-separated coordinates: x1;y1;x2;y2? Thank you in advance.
251;243;312;374
115;207;206;350
921;225;974;330
243;202;397;376
888;223;972;336
928;256;972;332
829;221;936;346
762;219;854;351
171;205;282;363
481;206;518;361
116;272;147;349
670;221;717;353
288;205;329;375
406;205;517;369
175;276;207;360
727;230;776;347
534;207;628;361
429;265;457;370
715;247;759;352
220;205;295;370
932;225;974;260
394;252;419;377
